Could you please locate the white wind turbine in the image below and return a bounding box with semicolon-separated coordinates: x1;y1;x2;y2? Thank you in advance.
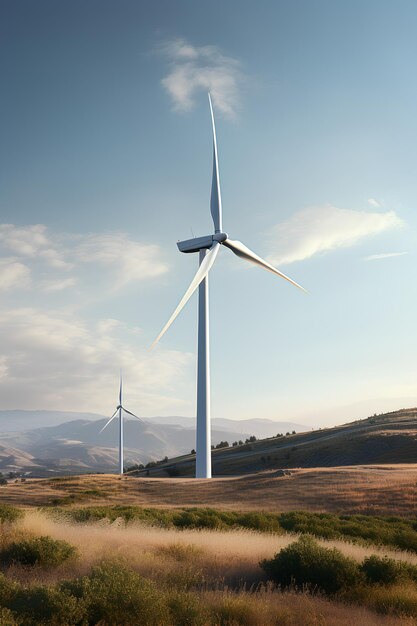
152;94;307;478
99;374;143;475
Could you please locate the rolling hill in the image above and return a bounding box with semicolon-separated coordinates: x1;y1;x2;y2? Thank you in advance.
131;408;417;477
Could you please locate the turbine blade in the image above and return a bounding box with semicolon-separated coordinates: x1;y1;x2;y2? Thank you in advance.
208;93;222;233
122;407;144;422
151;242;220;348
119;372;122;406
223;238;307;293
99;409;118;434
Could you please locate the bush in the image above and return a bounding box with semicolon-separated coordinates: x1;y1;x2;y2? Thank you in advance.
261;536;362;594
62;560;169;626
278;511;417;552
361;555;417;585
1;536;77;568
8;586;83;626
0;505;23;524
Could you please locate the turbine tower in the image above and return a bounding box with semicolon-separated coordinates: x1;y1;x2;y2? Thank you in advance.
99;374;143;475
152;94;306;478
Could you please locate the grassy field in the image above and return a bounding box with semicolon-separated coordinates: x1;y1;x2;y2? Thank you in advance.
1;506;417;625
2;464;417;516
1;419;417;624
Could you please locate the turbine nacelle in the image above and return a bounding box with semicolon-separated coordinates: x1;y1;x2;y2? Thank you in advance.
177;232;228;254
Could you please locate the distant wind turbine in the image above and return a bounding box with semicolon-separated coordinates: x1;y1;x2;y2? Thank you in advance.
152;93;307;479
99;374;143;475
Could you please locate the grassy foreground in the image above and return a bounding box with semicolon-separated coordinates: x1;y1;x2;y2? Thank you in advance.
1;504;417;625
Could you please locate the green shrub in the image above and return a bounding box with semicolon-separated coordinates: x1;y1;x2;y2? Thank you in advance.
234;511;281;533
173;509;228;530
41;505;417;554
278;511;417;553
361;555;417;585
61;560;169;626
8;586;83;626
261;536;362;594
1;536;77;567
0;505;23;524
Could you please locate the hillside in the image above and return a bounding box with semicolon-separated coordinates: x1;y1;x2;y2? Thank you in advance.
133;408;417;477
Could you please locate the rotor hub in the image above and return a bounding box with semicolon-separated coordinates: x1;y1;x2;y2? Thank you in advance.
213;232;228;243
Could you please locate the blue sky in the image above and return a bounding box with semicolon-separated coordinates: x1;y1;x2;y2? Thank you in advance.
1;0;417;426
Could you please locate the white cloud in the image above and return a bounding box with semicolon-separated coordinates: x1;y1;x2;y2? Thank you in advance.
0;308;193;414
0;258;31;290
0;224;71;269
368;198;382;208
364;252;407;261
75;234;168;288
159;38;242;118
267;205;404;266
0;224;168;292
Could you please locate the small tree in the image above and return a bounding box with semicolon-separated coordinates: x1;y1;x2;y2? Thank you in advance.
215;441;229;449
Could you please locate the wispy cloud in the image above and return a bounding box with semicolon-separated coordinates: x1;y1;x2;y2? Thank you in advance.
75;234;167;288
0;258;31;290
367;198;382;208
0;224;168;292
0;308;193;414
0;224;71;269
0;227;191;414
364;252;407;261
159;38;242;118
267;205;404;266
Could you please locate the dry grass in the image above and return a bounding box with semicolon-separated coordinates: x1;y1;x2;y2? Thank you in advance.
4;510;416;588
1;464;417;516
2;511;417;625
202;589;417;626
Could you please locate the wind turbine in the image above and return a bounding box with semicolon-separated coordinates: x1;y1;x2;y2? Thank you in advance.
99;374;143;475
152;93;306;479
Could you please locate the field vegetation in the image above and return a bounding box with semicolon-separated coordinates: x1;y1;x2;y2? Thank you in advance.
45;505;417;553
1;504;417;624
1;465;417;517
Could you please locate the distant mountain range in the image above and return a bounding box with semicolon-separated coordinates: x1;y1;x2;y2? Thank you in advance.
0;410;308;476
